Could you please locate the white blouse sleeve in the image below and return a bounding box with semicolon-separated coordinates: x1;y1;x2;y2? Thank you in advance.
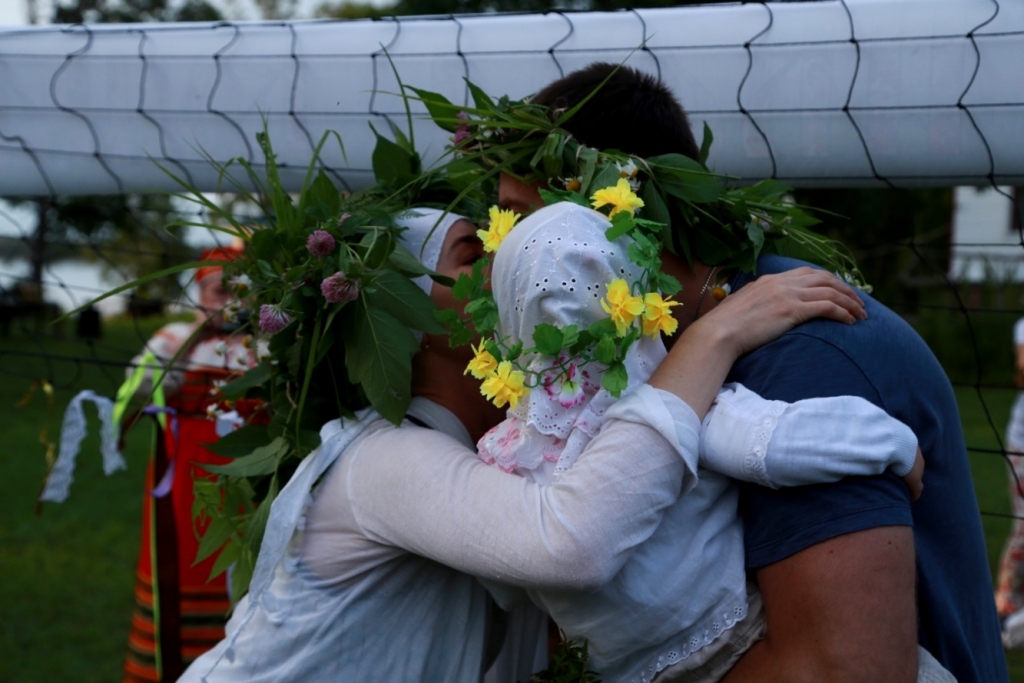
699;383;918;489
344;384;700;591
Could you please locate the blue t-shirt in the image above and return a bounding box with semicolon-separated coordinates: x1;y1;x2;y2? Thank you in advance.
727;255;1006;683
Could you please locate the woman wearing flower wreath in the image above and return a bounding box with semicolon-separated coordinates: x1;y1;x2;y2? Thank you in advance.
466;199;950;683
177;195;879;682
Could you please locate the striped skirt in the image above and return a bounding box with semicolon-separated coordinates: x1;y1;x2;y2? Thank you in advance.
122;411;232;683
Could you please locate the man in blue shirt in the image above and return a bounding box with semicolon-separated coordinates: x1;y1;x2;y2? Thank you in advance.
499;63;1006;682
724;255;1003;682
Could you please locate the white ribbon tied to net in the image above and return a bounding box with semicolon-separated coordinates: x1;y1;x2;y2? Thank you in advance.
39;389;126;504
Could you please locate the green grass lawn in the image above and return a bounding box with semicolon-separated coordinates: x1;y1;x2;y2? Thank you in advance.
1;321;1023;681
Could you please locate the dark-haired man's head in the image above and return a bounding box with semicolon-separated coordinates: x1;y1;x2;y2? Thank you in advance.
498;62;712;337
499;63;700;217
531;62;700;161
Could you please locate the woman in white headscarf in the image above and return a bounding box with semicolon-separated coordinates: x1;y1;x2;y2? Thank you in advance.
180;207;871;683
473;202;945;683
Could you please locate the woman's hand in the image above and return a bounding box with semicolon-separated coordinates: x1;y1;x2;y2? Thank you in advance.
699;267;867;360
648;268;866;420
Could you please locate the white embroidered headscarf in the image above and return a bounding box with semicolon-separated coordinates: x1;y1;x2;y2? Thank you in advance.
479;202;668;481
394;208;467;296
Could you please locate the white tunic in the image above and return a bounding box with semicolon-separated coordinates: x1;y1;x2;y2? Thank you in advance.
180;385;703;682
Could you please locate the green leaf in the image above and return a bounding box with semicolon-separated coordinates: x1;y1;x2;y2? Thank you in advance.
699;122;714;166
203;437;288;477
466;79;496;111
642;180;672;229
532;131;565;180
388;244;433;277
452;273;476;301
434;308;474;347
361;228;396;270
250;229;282;263
219;363;272;400
648;154;721;204
692;226;735;266
297;428;322;454
208;536;242;582
244;474;279;554
344;301;418;425
539;187;589;209
506;340;524;361
467;295;499;333
746;178;791;200
648;152;709;174
256;129;297;232
561;324;579;349
604;211;635;241
577;146;599;192
587;318;617;338
193;516;235;566
584;163;622;200
304;171;340;221
230;545;255;601
203;423;271;458
371;126;417;185
601;362;629;397
747;221;766;258
408;87;462;132
532;323;565;356
658;173;721;204
594;336;617;365
569;330;594;355
657;273;682;297
366;269;445;334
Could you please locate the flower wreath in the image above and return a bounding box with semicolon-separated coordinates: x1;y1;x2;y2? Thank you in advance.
455;186;682;411
413;76;870;410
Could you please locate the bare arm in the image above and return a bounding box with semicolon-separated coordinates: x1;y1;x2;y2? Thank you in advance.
722;526;917;683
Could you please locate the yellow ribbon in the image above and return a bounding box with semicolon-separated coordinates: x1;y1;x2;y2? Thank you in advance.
113;351;166;429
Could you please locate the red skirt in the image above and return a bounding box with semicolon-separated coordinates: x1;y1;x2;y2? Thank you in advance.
123;377;236;682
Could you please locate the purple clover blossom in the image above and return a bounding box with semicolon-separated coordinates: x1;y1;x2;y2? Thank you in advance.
451;111;472;146
321;271;359;304
258;304;292;335
306;230;336;259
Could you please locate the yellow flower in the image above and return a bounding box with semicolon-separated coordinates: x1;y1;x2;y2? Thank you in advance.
600;279;646;336
477;206;521;253
590;177;645;217
480;361;528;409
642;292;682;338
465;342;498;380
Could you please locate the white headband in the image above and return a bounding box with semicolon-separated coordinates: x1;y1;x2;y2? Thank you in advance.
393;208;467;295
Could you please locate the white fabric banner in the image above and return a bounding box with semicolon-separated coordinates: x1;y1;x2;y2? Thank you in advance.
1;0;1021;195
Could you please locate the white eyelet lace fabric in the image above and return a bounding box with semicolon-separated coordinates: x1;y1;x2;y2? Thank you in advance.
477;202;668;483
742;401;787;489
632;597;756;683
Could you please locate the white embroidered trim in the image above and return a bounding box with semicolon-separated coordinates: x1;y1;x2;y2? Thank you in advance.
629;597;749;683
742;400;786;490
